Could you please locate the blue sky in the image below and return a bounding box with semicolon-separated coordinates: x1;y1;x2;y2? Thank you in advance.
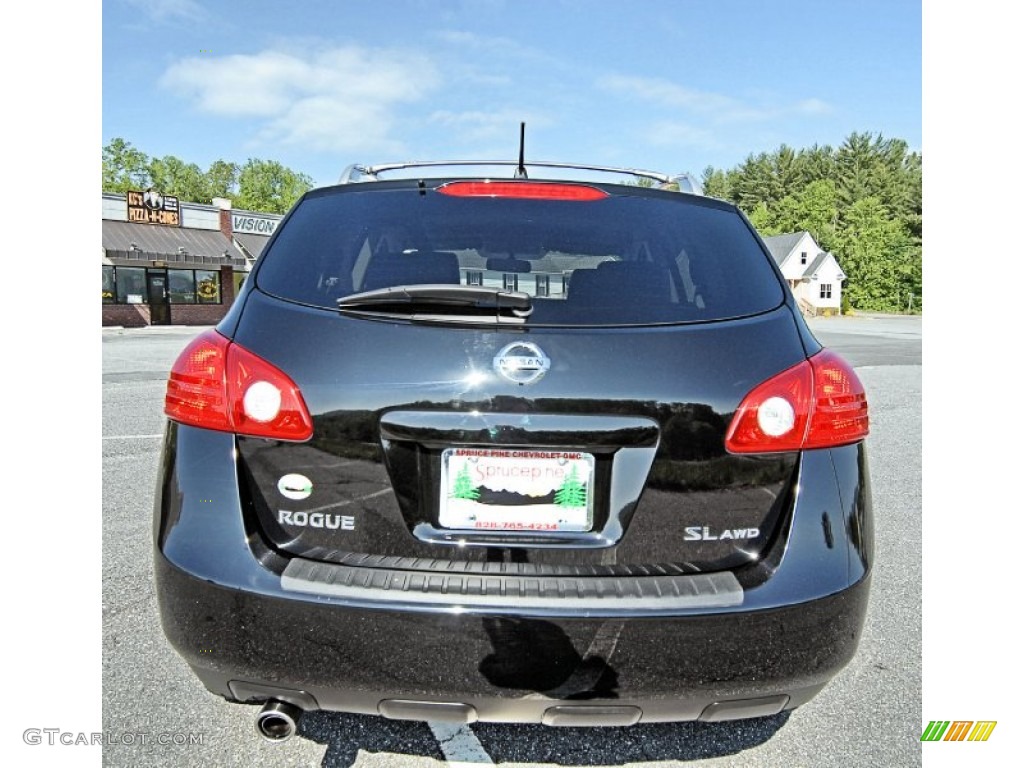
102;0;921;187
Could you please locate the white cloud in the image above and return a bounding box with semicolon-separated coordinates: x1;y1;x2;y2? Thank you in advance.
122;0;206;23
429;109;552;144
645;121;721;150
432;30;551;63
796;98;833;116
159;46;441;153
431;29;568;79
599;75;738;115
598;74;831;124
257;97;407;157
161;52;308;117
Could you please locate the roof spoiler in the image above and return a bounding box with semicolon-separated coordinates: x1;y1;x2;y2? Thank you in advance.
337;161;703;195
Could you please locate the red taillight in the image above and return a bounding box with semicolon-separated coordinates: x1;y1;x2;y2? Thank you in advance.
436;180;608;201
725;349;868;454
164;331;231;432
164;330;313;441
804;350;871;449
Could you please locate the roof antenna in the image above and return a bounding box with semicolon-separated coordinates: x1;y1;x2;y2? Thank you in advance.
514;122;528;179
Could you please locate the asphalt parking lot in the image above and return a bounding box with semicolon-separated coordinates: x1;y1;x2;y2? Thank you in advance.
101;313;922;768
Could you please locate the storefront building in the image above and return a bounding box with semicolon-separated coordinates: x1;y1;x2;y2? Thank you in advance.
101;191;281;326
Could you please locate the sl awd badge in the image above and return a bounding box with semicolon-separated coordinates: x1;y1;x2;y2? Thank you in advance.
493;341;550;385
277;473;313;500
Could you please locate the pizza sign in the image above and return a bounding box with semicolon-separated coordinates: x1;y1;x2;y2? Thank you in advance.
127;189;180;227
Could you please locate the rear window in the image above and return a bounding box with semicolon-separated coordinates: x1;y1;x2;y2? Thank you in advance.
255;182;784;326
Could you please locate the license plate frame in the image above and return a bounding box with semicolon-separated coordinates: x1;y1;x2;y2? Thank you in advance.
439;448;595;533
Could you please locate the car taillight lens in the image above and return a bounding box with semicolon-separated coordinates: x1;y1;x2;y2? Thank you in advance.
725;349;868;454
437;180;608;201
165;330;313;441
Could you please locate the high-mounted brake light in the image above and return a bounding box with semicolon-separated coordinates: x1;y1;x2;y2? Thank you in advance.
437;180;608;201
725;349;868;454
165;330;313;441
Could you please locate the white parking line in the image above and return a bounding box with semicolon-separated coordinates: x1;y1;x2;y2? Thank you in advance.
302;488;392;514
527;620;626;700
428;721;494;766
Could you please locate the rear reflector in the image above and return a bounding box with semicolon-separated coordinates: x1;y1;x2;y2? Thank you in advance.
437;180;608;201
165;329;313;441
803;350;871;449
725;349;868;454
164;331;231;433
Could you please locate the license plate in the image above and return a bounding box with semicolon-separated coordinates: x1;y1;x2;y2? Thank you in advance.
439;448;595;532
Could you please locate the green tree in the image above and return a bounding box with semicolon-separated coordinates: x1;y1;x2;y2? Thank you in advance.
836;132;919;222
771;144;801;197
702;166;731;199
836;132;881;208
451;464;480;501
733;152;782;211
205;159;240;200
102;138;151;192
101;139;314;210
235;159;314;214
835;197;920;312
553;465;587;508
794;144;837;185
773;179;840;251
745;201;777;234
148;155;210;203
721;131;922;312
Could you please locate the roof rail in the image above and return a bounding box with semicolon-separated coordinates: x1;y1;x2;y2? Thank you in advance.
337;160;703;194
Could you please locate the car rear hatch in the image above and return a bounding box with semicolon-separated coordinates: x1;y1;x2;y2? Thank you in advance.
231;180;806;579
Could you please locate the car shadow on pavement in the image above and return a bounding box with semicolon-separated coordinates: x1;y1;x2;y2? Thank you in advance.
299;710;790;767
299;712;443;766
472;714;790;764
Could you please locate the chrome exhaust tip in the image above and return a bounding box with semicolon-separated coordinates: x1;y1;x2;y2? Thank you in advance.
255;700;303;742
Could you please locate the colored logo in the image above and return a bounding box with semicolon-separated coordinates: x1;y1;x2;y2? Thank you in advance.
277;473;313;500
921;720;997;742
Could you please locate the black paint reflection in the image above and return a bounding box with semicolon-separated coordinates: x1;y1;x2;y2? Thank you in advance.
240;391;794;571
307;398;793;492
309;409;380;463
479;618;619;700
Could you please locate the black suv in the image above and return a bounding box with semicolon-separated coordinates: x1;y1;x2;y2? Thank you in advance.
155;160;871;740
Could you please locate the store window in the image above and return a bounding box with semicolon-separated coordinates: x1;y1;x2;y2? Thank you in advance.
196;270;221;304
168;269;197;304
115;267;146;304
102;265;115;304
102;266;224;305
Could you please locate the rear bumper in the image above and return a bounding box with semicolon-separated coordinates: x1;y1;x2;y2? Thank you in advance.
154;424;872;724
157;552;868;724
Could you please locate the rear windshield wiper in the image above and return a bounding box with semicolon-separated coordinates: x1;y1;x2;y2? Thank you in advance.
336;284;533;324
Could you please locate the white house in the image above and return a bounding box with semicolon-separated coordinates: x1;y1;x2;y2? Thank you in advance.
761;231;846;315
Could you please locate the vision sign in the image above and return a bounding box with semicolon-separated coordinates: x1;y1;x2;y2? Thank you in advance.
232;214;279;235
